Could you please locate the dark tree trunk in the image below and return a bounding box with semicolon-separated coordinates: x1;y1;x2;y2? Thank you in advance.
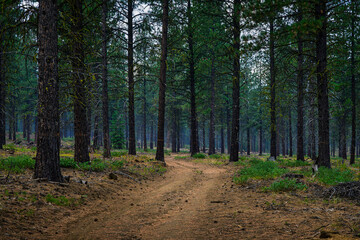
270;18;277;159
208;57;216;155
125;102;128;149
26;116;31;142
340;115;347;160
350;0;356;164
93;115;99;150
143;65;147;151
71;0;89;163
150;121;154;149
102;0;111;157
289;109;293;157
296;0;304;161
177;117;180;152
172;109;177;153
226;107;231;154
155;0;169;162
0;43;5;149
221;125;224;154
34;0;63;182
230;0;240;162
202;122;206;153
247;126;250;155
128;0;136;155
23;115;27;139
315;0;330;168
188;0;199;156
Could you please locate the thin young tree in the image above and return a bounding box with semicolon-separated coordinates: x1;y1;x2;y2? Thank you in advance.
34;0;63;182
155;0;169;163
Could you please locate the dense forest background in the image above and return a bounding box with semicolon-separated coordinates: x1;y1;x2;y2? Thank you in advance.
0;0;359;180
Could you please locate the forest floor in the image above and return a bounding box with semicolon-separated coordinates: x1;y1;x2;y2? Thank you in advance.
2;151;360;239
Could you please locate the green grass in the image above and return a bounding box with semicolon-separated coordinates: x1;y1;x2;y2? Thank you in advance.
0;155;35;173
208;154;228;160
233;159;288;184
277;158;311;167
263;178;307;192
60;157;77;168
45;194;77;207
192;153;206;159
315;166;356;185
111;151;127;157
174;155;189;160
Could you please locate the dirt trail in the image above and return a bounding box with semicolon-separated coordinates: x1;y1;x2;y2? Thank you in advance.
42;156;359;240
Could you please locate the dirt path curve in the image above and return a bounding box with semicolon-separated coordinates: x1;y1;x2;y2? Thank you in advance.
52;156;233;240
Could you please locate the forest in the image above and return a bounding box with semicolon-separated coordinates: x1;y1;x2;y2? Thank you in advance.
1;0;360;239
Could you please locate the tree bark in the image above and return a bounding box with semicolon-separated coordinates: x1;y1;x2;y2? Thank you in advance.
72;0;89;163
270;17;277;159
143;56;147;151
289;109;293;156
315;0;330;168
221;125;224;154
229;0;240;162
128;0;136;155
150;120;153;149
187;0;199;156
350;0;356;164
34;0;63;182
0;42;5;149
297;3;304;160
208;56;216;155
102;0;111;157
155;0;169;162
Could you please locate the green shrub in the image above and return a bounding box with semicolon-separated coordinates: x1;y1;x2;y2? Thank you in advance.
233;160;288;184
264;178;307;192
0;155;35;173
192;153;206;159
60;157;77;168
110;160;124;170
316;167;355;185
209;154;228;160
77;159;107;172
278;159;311;167
3;143;16;151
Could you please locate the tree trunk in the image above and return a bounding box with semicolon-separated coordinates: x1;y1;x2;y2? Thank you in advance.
143;63;147;151
208;57;216;155
188;0;199;156
296;0;304;161
350;0;356;164
221;125;224;154
270;17;277;159
202;122;206;153
34;0;63;182
93;115;99;150
289;109;293;157
72;0;89;163
340;114;347;160
230;0;240;162
150;121;154;149
0;43;5;149
226;107;231;154
172;109;177;153
128;0;136;155
316;0;330;168
155;0;169;162
102;0;111;157
247;124;250;155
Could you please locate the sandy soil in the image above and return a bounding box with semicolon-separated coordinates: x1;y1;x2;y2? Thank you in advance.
32;155;360;240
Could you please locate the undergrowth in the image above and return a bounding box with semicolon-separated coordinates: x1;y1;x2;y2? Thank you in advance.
263;178;307;192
